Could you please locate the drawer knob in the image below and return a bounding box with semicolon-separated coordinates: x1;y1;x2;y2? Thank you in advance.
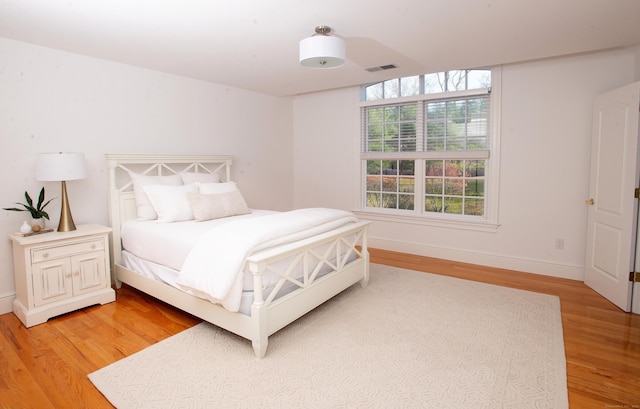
91;244;96;249
65;272;72;278
42;253;49;258
73;271;80;276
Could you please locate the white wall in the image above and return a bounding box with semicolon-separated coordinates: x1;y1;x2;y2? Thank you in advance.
293;87;362;211
0;38;294;314
293;48;637;280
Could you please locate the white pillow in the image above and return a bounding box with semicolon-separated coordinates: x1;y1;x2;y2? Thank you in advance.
143;183;199;223
179;171;220;185
129;171;182;221
199;181;239;195
187;190;250;221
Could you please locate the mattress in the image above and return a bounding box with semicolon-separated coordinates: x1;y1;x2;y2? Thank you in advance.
121;209;277;274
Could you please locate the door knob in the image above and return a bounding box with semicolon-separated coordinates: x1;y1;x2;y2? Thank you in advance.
585;198;595;205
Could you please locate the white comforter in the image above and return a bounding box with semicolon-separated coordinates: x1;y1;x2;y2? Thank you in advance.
176;208;357;312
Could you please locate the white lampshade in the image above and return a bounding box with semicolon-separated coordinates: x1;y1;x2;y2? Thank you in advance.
299;26;345;68
36;152;87;182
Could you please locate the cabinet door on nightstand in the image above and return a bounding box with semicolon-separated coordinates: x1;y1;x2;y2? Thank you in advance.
71;251;107;296
32;258;73;307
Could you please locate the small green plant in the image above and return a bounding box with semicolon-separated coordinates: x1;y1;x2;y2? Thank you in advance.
3;187;54;220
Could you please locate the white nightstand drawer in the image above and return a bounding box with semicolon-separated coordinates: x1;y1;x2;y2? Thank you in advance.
31;238;105;263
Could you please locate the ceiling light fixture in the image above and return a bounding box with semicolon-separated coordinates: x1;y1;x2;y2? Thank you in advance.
299;26;345;69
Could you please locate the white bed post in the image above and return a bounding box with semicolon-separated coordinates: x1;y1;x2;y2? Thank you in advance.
107;157;122;288
250;263;268;359
360;225;370;288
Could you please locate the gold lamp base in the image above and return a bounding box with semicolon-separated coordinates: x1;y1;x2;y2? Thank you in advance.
57;180;77;232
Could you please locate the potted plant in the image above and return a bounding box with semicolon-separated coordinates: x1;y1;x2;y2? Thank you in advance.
3;187;54;231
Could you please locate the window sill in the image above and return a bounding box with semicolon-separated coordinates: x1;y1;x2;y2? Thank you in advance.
353;210;500;233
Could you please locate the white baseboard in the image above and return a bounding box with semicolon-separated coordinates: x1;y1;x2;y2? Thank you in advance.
369;237;584;281
0;291;15;316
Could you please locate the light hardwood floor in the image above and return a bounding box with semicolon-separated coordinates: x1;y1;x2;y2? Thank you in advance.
1;248;638;408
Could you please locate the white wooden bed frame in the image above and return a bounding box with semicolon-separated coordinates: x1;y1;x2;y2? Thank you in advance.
106;154;370;358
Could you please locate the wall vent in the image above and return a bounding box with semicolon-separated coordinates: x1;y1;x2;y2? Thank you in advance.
365;64;397;72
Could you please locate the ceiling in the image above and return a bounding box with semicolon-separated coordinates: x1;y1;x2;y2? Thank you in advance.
1;0;639;97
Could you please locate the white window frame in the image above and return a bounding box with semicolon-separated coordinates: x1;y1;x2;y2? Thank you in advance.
356;67;501;233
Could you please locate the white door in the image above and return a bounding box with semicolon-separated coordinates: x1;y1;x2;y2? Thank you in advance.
584;82;640;312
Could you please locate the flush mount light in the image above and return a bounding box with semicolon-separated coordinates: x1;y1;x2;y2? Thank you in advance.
299;26;345;68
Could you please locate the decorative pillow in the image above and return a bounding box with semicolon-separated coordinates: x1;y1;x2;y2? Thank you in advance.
179;171;220;185
143;183;199;223
187;190;250;221
129;171;182;220
199;181;239;195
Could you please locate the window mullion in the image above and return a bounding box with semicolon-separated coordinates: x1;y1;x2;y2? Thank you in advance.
414;159;424;216
362;151;489;160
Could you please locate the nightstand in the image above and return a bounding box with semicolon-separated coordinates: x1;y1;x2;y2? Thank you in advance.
9;224;116;327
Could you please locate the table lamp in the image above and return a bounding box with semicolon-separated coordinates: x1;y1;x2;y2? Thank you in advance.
35;152;87;232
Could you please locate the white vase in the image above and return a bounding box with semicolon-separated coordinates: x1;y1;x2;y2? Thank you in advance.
20;221;32;234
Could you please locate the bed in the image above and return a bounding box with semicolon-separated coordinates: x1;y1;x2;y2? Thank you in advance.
106;154;370;358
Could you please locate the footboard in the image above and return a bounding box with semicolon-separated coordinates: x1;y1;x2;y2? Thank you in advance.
246;220;370;357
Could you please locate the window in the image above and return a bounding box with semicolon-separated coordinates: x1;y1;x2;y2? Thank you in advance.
361;69;499;228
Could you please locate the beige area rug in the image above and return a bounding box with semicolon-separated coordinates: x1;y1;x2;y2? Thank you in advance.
89;264;568;408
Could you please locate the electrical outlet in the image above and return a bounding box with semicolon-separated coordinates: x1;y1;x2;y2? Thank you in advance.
555;239;565;250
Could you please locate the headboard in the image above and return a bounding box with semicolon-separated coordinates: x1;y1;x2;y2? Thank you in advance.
105;153;233;265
